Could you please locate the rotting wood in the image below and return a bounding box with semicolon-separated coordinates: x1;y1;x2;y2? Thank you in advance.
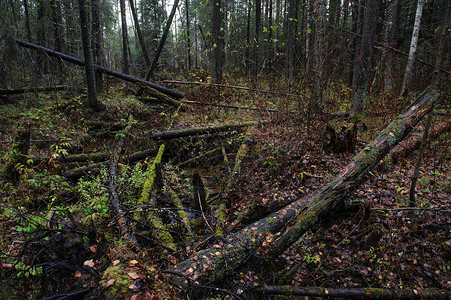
13;38;184;99
135;82;183;109
181;99;279;112
167;187;193;240
109;123;135;242
385;118;451;166
167;88;439;286
176;147;223;168
192;172;209;213
251;285;451;299
152;121;266;140
64;148;158;179
162;80;306;98
137;144;176;251
0;86;70;95
223;132;252;196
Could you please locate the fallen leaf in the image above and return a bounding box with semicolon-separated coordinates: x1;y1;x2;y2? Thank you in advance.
130;294;141;300
113;260;120;266
105;279;116;288
74;270;82;278
89;245;98;253
130;260;139;266
128;272;141;279
84;259;94;268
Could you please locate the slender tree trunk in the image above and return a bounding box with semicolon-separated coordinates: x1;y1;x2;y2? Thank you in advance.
245;0;251;64
91;0;103;93
23;0;32;42
287;0;296;85
129;0;150;67
352;0;379;112
400;0;426;96
252;0;262;86
305;0;313;74
185;0;191;69
50;0;63;76
383;0;401;91
313;0;326;109
211;0;224;83
409;0;449;206
119;0;129;76
145;0;180;81
268;0;273;65
78;0;98;110
274;0;280;61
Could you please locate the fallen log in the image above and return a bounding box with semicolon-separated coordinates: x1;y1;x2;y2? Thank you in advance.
167;88;439;286
152;121;267;140
64;148;157;179
13;38;184;99
181;99;279;112
251;285;451;299
136;82;182;109
386;117;451;165
0;86;70;95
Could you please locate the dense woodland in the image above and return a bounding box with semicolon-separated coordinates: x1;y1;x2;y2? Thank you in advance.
0;0;450;299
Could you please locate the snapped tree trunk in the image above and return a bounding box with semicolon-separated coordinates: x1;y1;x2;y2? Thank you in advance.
167;88;439;286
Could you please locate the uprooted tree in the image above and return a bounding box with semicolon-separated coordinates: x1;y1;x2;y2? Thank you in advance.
167;88;439;286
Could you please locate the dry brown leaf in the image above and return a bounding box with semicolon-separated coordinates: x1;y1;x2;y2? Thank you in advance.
130;294;141;300
83;259;94;268
113;260;120;266
89;245;98;253
74;270;82;278
128;272;141;279
105;279;116;288
129;260;139;266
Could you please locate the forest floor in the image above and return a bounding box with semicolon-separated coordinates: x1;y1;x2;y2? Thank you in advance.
0;75;450;299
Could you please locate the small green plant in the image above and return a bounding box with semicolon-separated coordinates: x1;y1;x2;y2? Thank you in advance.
303;254;321;264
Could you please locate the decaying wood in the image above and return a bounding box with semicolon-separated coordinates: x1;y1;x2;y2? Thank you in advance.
137;144;176;251
192;172;209;213
162;80;304;98
136;82;183;109
167;88;439;286
14;38;184;99
181;99;279;112
167;187;193;239
0;86;70;95
223;132;252;196
323;123;358;153
176;147;223;168
64;148;158;179
251;285;451;299
152;121;266;140
386;118;451;165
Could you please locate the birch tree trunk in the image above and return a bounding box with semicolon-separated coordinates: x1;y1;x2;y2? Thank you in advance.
400;0;426;96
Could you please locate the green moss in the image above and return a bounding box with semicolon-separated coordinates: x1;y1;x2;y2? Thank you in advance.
215;203;226;237
100;266;133;299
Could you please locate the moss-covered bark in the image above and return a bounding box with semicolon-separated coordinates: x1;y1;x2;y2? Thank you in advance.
168;88;439;286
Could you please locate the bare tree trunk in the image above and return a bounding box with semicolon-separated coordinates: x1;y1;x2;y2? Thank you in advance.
78;0;98;110
252;0;262;86
383;0;401;92
129;0;150;67
287;0;296;85
91;0;103;93
305;0;313;74
409;0;449;206
120;0;129;76
352;0;378;112
23;0;32;42
211;0;224;83
313;0;327;109
400;0;425;96
145;0;180;81
185;0;191;69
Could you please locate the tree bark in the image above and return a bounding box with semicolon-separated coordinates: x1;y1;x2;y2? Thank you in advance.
251;285;451;299
167;88;439;286
78;0;98;110
145;0;180;81
313;0;327;109
13;38;185;99
91;0;103;93
352;0;378;112
383;0;401;91
211;0;224;83
151;121;267;140
400;0;426;96
129;0;150;67
119;0;130;77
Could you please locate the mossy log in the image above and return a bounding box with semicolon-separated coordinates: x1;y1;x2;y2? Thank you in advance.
64;148;158;179
137;144;176;251
167;188;193;240
136;82;182;109
152;121;266;140
251;285;451;299
386;118;451;166
167;88;439;286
